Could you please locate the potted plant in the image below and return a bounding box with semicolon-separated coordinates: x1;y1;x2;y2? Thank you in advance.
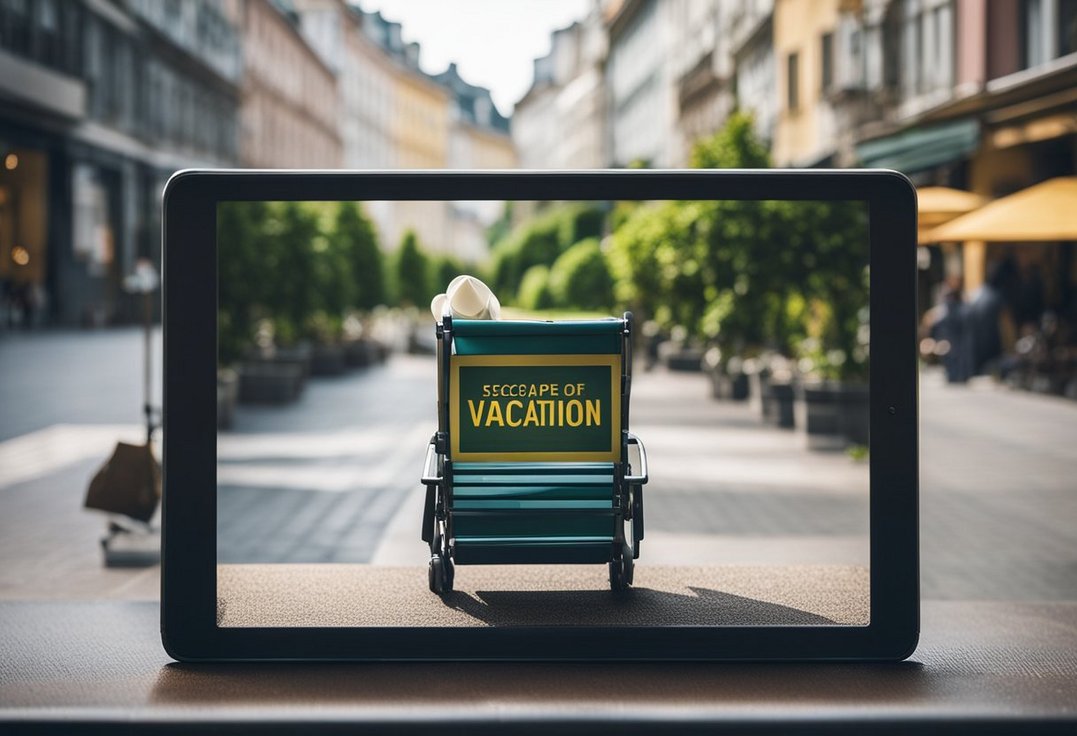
306;311;347;376
239;319;308;404
791;200;871;449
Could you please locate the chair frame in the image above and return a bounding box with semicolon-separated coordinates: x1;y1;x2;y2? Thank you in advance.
420;312;648;593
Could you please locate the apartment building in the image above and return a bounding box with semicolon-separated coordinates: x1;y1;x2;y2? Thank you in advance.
0;0;240;326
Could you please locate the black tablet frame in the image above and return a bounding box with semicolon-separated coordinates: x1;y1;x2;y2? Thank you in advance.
162;169;918;661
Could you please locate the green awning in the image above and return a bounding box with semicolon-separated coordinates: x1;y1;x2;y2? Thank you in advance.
856;119;979;173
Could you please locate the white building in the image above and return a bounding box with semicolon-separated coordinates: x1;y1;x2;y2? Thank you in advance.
730;0;778;146
513;4;607;170
668;0;737;164
605;0;679;168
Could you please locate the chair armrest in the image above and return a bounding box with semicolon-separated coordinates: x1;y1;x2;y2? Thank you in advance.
625;433;648;484
420;443;442;485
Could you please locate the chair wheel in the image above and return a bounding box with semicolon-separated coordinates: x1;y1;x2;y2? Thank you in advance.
429;555;453;594
622;542;634;586
609;555;628;592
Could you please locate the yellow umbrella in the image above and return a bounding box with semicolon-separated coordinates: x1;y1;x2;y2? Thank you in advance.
917;186;986;245
928;177;1077;242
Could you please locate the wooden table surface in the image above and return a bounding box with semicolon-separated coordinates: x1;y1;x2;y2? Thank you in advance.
1;600;1075;733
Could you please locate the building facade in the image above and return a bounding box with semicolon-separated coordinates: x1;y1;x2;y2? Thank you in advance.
0;0;240;327
224;0;341;169
605;0;679;167
435;62;516;262
771;0;841;166
731;0;777;145
669;0;736;164
513;13;608;171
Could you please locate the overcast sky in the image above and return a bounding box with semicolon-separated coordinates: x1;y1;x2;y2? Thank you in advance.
360;0;592;115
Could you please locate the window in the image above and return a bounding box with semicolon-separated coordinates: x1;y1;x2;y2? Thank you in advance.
821;33;833;93
787;51;800;112
1023;0;1077;67
1059;0;1077;57
1023;0;1048;68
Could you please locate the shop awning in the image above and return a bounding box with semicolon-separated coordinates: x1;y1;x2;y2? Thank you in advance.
856;119;979;173
917;187;986;244
928;177;1077;242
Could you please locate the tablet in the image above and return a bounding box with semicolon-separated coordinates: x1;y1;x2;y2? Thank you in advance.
162;170;918;661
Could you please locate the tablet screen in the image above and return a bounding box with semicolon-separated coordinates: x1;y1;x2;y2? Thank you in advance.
215;197;870;629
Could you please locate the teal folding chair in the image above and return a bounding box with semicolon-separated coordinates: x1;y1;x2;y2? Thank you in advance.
420;313;648;593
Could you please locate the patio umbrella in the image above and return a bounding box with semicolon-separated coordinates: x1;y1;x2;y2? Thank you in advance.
917;186;986;245
928;177;1077;242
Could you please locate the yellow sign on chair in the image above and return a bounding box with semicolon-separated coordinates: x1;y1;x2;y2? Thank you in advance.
449;354;621;462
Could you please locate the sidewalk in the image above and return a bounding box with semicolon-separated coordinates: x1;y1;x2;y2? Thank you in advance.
1;327;1074;603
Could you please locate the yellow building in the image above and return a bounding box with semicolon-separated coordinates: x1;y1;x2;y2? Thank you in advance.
386;61;452;253
392;68;450;170
772;0;840;167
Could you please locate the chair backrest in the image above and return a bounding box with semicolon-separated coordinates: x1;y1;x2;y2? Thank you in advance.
439;317;629;465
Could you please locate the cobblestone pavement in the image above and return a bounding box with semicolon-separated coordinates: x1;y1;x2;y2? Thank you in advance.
1;329;1075;602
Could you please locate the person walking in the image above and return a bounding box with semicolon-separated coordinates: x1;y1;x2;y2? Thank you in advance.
932;281;974;384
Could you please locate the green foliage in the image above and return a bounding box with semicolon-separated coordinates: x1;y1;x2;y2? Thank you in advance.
217;200;390;362
517;265;555;311
485;201;514;247
548;238;615;311
335;202;385;310
487;204;607;299
690;110;771;169
606;201;688;328
558;204;605;249
603;113;868;383
311;228;354;328
270;202;319;340
303;310;342;343
790;200;871;381
217;200;271;364
393;230;433;307
431;253;466;294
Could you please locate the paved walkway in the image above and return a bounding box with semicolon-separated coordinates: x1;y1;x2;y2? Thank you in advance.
1;329;1075;604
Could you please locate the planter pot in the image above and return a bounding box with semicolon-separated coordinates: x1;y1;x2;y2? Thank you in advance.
344;338;376;368
837;383;870;446
798;381;868;450
310;342;346;376
708;367;749;400
798;382;845;451
665;348;704;372
750;369;774;422
770;380;796;429
217;369;239;429
238;360;304;404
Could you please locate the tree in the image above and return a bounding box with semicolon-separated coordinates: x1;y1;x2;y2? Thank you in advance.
517;265;555;310
394;230;432;307
690;110;770;169
549;238;615;311
431;253;466;294
486;204;607;299
608;111;787;353
335;202;385;310
217;200;271;364
270;202;319;343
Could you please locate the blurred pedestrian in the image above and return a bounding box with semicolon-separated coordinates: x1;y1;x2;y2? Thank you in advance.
931;281;973;383
966;258;1017;375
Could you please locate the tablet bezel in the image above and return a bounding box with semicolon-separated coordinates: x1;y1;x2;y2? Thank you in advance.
162;170;918;661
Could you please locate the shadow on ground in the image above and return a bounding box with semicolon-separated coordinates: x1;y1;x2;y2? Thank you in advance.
438;585;836;626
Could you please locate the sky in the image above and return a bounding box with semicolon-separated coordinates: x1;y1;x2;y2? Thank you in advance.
360;0;592;115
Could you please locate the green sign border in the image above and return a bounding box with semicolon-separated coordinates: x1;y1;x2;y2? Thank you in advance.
450;353;621;463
